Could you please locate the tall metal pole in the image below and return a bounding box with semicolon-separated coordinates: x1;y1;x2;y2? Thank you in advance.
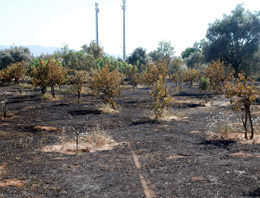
122;0;126;60
95;3;100;46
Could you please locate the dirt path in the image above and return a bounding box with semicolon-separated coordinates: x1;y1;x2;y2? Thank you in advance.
131;149;155;198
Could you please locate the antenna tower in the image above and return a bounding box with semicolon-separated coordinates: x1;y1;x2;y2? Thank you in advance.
122;0;126;60
95;3;100;46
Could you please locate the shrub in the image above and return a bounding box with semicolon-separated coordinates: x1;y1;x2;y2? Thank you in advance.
199;76;210;102
150;75;173;119
129;72;141;90
0;61;26;84
46;59;66;98
199;76;210;91
156;60;168;81
125;65;141;90
205;60;226;94
142;63;159;87
0;69;11;84
224;73;258;139
31;59;49;94
89;64;124;109
184;68;200;87
171;70;185;93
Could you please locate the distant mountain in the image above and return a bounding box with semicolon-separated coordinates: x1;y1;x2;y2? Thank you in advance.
0;45;60;57
0;45;123;59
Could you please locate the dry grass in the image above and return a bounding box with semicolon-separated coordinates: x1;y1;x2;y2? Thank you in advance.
86;126;113;147
34;126;59;131
97;103;119;114
190;130;201;134
140;109;188;122
191;176;206;181
0;179;26;188
206;122;260;144
229;151;253;158
229;151;260;158
160;114;188;121
166;154;185;160
40;141;119;155
217;122;239;139
40;93;64;101
40;126;116;155
0;162;26;188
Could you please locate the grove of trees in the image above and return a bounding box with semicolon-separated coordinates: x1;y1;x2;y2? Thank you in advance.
0;4;260;139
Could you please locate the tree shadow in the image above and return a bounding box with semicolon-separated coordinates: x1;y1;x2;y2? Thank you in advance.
69;109;101;116
243;188;260;197
199;139;236;149
131;118;159;126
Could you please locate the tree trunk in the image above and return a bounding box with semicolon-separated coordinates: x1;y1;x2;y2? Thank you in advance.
75;131;79;155
3;102;7;118
242;109;248;139
77;91;81;103
110;98;116;110
248;106;254;140
51;86;55;98
179;82;182;93
41;87;46;94
14;78;19;84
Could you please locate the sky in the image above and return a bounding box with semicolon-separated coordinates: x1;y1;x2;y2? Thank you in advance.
1;0;260;57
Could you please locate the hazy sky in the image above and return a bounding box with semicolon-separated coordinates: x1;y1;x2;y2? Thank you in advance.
1;0;260;57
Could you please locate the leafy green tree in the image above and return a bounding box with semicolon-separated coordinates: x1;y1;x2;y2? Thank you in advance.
203;4;260;76
94;56;134;81
149;41;175;64
169;57;183;75
127;47;148;71
82;41;104;59
54;45;95;71
185;51;203;69
181;47;197;59
149;50;164;63
157;40;175;59
0;46;32;69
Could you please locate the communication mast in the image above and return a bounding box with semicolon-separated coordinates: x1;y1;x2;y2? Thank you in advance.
121;0;126;60
95;2;100;46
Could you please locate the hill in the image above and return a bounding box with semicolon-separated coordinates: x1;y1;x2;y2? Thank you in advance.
0;45;59;57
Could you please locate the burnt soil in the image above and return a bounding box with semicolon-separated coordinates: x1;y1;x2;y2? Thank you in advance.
1;83;260;198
